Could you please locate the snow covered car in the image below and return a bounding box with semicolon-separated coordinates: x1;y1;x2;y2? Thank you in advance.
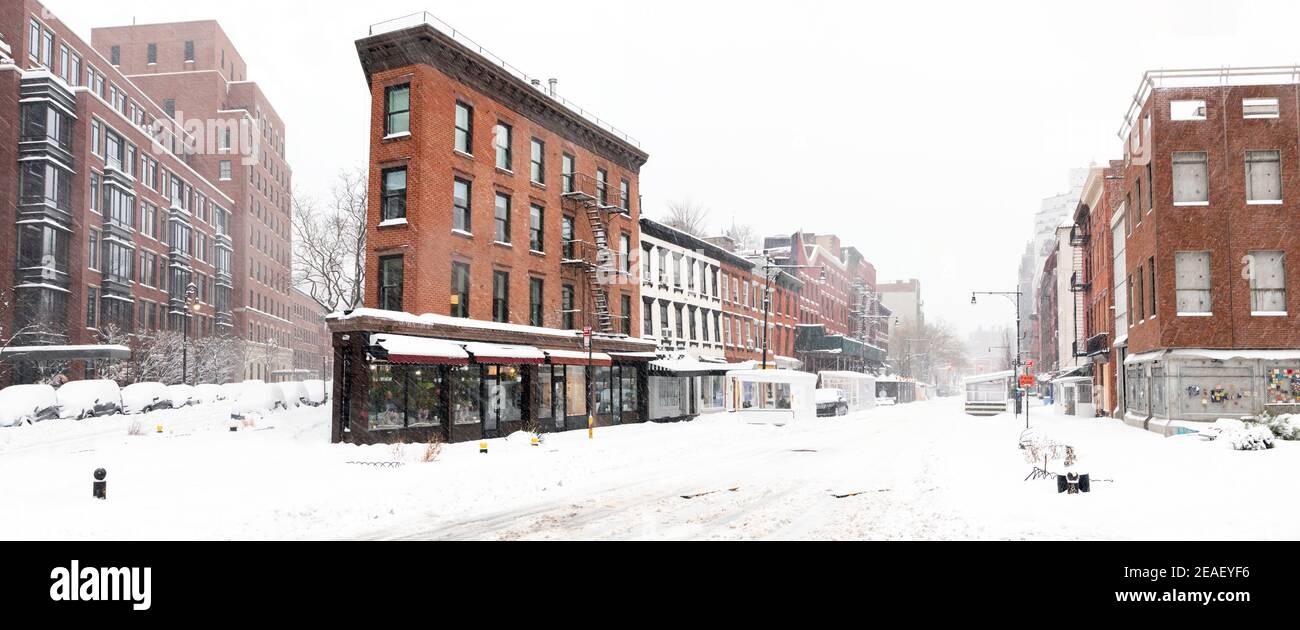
121;382;174;414
302;380;328;407
56;379;123;420
276;381;309;408
218;382;245;403
0;384;61;426
231;382;288;417
165;384;197;407
815;388;849;417
193;383;224;404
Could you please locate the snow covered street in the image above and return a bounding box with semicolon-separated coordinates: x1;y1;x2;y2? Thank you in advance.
3;397;1299;540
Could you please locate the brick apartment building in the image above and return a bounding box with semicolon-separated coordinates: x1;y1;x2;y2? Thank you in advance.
0;1;238;384
1072;161;1125;416
330;14;654;445
638;218;731;361
90;20;297;381
286;287;330;381
1110;68;1300;431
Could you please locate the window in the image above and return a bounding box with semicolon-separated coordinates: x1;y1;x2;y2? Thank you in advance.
494;122;512;170
453;178;471;232
675;304;685;338
596;168;608;205
620;178;630;212
621;294;632;335
1172;152;1208;205
659;249;670;285
1134;265;1145;321
530;138;545;184
494;193;511;243
1243;97;1279;119
1145;163;1154;212
28;20;39;61
184;40;195;62
1246;150;1282;203
378;255;403;311
451;262;470;318
1175;251;1212;315
563;285;576;330
493;271;510;323
620;234;631;275
561;154;575;193
660;302;670;337
219;160;232;181
110;45;120;66
1248;251;1287;314
87;229;99;271
384;84;410;135
1171;100;1206;121
529;204;544;252
530;278;544;327
1148;256;1157;318
561;215;575;259
86;287;99;329
105;129;124;171
642;298;654;336
147;43;157;64
455;101;473;153
381;167;407;220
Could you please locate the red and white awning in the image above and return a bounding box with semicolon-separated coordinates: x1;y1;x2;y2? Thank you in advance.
372;334;470;365
544;349;613;366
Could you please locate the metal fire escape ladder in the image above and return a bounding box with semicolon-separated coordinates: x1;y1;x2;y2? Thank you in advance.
562;173;616;334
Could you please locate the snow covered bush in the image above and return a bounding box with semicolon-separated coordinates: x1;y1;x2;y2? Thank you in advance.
1225;425;1275;451
1264;414;1300;441
0;384;60;426
56;379;122;419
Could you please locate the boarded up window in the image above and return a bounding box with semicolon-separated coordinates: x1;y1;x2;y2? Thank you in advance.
1172;152;1208;204
1246;150;1282;202
1243;97;1280;119
1175;251;1211;314
1171;100;1207;121
1249;250;1287;313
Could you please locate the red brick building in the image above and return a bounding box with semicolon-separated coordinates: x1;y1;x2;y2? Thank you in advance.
1112;68;1300;429
330;15;654;445
1072;161;1125;416
91;20;295;380
1;1;236;384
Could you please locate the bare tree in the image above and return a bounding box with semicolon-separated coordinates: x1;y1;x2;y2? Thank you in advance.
722;221;758;251
293;167;368;312
92;323;135;385
662;199;710;237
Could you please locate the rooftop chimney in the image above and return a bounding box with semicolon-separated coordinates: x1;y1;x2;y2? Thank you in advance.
547;78;557;97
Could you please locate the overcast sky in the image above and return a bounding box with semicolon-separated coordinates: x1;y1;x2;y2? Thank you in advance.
43;0;1300;336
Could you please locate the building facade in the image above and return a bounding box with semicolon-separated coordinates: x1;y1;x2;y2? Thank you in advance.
1;1;238;384
331;15;655;445
638;218;727;360
90;20;296;380
285;287;330;382
1072;161;1125;416
1113;68;1300;431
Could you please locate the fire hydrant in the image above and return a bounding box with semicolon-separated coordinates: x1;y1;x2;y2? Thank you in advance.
92;468;107;500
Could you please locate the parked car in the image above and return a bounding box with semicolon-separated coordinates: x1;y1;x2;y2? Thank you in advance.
815;388;849;417
0;384;61;426
276;381;309;408
121;382;174;414
56;379;123;420
166;384;197;408
302;380;328;407
231;382;288;417
218;382;245;403
193;383;224;404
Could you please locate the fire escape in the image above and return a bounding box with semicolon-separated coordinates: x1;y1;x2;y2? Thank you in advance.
1069;222;1090;358
849;279;871;342
560;172;624;333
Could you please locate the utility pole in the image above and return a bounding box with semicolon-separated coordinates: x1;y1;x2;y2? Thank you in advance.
972;290;1027;429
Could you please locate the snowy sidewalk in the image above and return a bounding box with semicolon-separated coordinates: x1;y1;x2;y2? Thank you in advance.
2;397;1298;540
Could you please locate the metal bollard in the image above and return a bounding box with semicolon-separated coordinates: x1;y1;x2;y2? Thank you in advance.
479;441;488;454
92;468;107;500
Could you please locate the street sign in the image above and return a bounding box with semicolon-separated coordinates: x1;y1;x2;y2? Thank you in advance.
582;326;591;349
1019;375;1036;387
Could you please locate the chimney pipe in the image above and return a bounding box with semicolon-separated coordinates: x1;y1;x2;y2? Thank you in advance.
548;78;557;96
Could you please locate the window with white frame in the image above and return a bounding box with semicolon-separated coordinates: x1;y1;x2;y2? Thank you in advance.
1174;251;1212;315
1245;150;1282;203
1243;98;1280;119
1172;151;1208;204
1248;251;1287;314
1171;100;1207;121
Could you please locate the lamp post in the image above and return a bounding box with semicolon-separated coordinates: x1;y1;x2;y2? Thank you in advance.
972;290;1027;428
759;259;826;370
182;282;199;386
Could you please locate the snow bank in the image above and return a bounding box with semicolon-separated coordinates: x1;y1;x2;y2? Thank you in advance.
0;384;59;426
1266;414;1300;441
55;379;122;419
277;382;308;408
193;384;224;404
219;382;245;403
121;382;172;414
302;380;328;405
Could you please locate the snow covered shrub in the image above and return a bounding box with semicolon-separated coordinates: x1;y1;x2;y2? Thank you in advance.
1225;425;1275;451
1265;414;1300;441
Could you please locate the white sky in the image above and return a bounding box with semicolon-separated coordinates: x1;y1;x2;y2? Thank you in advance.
42;0;1300;336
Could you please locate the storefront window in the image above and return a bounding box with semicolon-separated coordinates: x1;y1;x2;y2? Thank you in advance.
449;366;481;425
565;365;586;416
621;367;638;412
368;364;404;429
595;366;613;414
739;381;793;410
538;368;553;420
407;368;445;427
484;365;523;429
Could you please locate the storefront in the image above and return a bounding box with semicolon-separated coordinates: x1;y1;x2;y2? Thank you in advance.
328;310;656;444
725;369;818;423
647;356;750;421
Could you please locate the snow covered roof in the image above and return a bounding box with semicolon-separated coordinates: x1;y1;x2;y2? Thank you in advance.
962;370;1015;384
726;369;818;384
818;371;877;381
463;343;546;365
329;308;655;347
1125;349;1300;364
544;349;612;366
372;334;470;365
650;358;749;375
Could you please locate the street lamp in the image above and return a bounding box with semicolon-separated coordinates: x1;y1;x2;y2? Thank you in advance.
971;290;1028;428
182;282;199;386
